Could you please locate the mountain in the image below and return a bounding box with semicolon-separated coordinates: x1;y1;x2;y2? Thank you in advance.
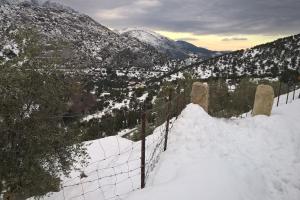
119;28;220;59
175;40;225;58
181;34;300;79
0;0;184;140
0;0;168;73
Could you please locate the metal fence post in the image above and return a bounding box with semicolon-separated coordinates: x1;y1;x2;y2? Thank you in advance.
140;110;146;189
292;83;296;100
175;95;179;119
277;81;282;107
62;184;66;200
286;84;290;104
164;90;172;152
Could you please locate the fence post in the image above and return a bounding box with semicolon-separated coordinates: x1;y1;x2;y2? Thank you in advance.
164;89;172;152
292;83;296;100
140;109;146;189
175;95;179;119
286;84;290;104
277;81;281;107
62;184;66;200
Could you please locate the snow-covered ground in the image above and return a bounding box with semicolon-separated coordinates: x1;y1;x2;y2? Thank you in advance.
36;121;167;200
37;90;300;200
128;97;300;200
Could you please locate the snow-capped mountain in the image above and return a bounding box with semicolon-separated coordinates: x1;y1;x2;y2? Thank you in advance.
181;33;300;79
0;0;167;72
0;0;178;140
1;0;208;142
119;28;220;59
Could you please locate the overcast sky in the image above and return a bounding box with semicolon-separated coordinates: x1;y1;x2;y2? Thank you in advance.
52;0;300;50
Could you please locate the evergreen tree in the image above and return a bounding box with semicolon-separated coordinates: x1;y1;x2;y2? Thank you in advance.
0;29;87;199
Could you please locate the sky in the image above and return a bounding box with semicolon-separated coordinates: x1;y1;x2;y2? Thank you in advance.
52;0;300;51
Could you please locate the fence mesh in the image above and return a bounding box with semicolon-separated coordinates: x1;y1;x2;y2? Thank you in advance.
2;78;299;200
20;90;188;200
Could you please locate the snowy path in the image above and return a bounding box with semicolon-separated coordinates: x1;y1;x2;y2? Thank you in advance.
127;99;300;200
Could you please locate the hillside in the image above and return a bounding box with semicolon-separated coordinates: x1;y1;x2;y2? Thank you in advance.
119;28;219;59
0;0;179;141
0;0;167;73
32;90;300;200
175;40;225;58
184;34;300;79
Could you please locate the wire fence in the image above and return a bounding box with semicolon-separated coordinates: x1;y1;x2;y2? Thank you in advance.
2;74;299;200
47;79;300;200
22;90;189;200
203;78;300;119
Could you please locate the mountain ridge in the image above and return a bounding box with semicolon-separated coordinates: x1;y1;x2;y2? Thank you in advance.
119;28;221;59
171;33;300;79
0;0;168;72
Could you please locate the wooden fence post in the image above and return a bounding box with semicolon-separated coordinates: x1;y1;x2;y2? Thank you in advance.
140;110;146;189
164;90;172;152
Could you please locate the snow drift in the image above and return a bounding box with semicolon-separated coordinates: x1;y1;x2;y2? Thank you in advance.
128;99;300;200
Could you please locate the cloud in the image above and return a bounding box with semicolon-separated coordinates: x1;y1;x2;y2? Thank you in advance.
222;37;248;41
96;0;161;20
176;37;199;41
52;0;300;36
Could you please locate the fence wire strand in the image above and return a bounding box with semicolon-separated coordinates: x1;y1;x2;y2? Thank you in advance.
2;77;299;200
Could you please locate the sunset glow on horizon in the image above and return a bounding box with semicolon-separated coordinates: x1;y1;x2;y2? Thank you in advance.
155;30;285;51
53;0;300;52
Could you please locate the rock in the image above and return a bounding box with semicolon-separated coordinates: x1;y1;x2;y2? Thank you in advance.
252;84;274;116
191;82;209;112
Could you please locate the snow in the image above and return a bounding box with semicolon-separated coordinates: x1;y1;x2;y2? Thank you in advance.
128;98;300;200
37;136;140;200
275;88;300;107
82;99;130;122
137;92;148;101
117;128;137;137
118;28;167;48
35;119;168;200
33;92;300;200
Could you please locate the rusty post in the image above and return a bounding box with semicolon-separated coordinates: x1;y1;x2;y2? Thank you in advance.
164;89;172;152
175;95;179;119
140;109;146;189
277;81;282;107
292;83;296;100
286;84;290;104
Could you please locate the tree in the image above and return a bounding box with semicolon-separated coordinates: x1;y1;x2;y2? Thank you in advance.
208;79;230;117
280;69;298;85
0;29;87;199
